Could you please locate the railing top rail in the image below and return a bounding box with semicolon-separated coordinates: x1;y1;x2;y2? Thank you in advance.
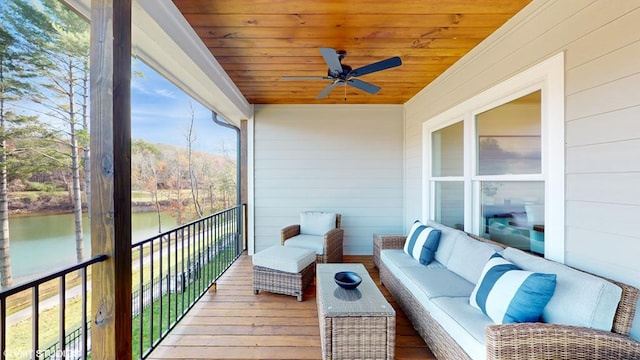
132;204;244;248
0;254;108;299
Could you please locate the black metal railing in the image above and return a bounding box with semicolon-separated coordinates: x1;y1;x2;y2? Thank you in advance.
0;254;107;360
131;204;245;359
0;204;245;360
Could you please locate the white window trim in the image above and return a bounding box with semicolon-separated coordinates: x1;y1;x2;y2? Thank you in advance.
422;52;565;263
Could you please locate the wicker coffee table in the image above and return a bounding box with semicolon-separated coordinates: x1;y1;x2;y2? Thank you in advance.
316;263;395;360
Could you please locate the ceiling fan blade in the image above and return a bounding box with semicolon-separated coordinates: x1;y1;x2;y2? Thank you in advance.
316;81;340;99
281;76;333;81
319;47;343;75
349;56;402;78
347;78;381;95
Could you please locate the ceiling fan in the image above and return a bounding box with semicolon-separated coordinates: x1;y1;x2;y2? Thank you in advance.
281;48;402;99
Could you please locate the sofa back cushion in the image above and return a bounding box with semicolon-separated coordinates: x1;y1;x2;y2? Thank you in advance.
425;220;462;267
300;211;336;236
503;247;622;331
446;233;504;284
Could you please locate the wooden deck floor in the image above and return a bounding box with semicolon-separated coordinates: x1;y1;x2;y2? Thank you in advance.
148;254;435;359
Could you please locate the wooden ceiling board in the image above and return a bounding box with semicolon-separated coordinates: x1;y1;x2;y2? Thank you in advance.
172;0;532;105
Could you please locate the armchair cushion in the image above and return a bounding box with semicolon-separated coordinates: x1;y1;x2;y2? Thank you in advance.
283;234;324;255
300;211;337;236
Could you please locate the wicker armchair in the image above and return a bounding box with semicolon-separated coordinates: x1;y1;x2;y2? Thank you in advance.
281;212;343;263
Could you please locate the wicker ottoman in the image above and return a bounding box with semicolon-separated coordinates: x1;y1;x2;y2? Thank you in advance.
252;245;316;301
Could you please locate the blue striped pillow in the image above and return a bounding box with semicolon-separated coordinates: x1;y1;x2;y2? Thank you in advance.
470;253;557;324
403;221;441;265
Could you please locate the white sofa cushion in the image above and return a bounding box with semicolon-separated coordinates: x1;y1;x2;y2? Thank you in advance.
503;247;622;331
469;253;557;324
446;233;503;284
380;249;438;313
252;245;316;273
409;267;475;299
426;220;463;267
300;211;336;236
430;297;492;360
283;234;324;254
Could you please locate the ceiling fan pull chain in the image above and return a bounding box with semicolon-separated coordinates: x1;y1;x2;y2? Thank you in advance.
344;82;347;102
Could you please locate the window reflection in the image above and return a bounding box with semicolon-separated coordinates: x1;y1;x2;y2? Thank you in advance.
434;182;464;230
476;91;541;175
481;181;544;254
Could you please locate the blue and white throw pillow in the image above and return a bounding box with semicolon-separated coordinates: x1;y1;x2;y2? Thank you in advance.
403;220;441;265
470;253;557;324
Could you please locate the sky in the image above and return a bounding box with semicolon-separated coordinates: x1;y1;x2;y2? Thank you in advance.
131;60;237;154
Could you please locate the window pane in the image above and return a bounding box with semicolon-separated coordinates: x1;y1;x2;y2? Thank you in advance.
432;121;463;176
434;181;464;230
481;181;544;254
476;91;541;175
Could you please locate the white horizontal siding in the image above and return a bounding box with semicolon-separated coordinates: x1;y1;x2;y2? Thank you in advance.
403;0;640;338
252;105;404;254
406;0;640;272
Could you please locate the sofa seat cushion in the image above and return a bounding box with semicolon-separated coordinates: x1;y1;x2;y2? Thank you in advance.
380;249;438;312
381;249;474;299
283;234;324;254
430;297;492;360
410;267;475;299
503;247;622;331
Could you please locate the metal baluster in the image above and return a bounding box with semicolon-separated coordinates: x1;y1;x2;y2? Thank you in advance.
59;275;66;359
138;245;144;359
32;285;39;360
81;267;88;360
148;240;154;350
158;236;163;340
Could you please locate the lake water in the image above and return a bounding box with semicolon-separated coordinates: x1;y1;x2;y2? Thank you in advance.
8;212;178;283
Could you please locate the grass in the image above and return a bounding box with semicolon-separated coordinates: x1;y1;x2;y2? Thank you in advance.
5;294;86;360
2;238;238;360
132;252;231;359
5;272;84;316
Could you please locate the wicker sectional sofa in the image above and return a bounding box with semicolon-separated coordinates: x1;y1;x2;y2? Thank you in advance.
375;221;640;360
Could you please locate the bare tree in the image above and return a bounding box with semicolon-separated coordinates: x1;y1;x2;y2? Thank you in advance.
185;102;203;218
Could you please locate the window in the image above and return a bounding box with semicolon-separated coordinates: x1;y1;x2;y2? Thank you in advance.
475;91;544;254
430;121;464;229
423;53;565;262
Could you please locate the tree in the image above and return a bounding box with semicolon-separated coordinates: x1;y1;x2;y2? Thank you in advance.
185;102;203;218
132;140;164;233
166;148;188;224
10;0;91;263
0;6;59;286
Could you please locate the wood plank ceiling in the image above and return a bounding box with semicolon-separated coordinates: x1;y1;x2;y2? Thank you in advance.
173;0;532;105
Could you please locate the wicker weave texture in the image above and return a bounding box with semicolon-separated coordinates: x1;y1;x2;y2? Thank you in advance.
380;262;471;360
485;322;640;360
321;316;395;360
317;264;395;360
252;262;315;301
373;234;405;268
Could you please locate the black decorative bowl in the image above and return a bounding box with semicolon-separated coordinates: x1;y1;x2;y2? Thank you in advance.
334;271;362;290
